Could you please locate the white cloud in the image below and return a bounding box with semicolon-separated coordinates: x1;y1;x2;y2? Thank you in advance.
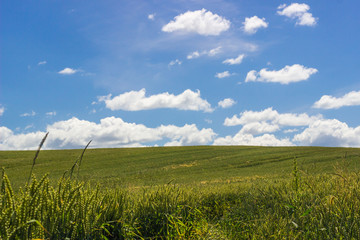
214;132;294;146
205;119;212;124
99;88;214;112
148;13;155;20
46;111;57;116
38;61;47;65
224;107;322;127
277;3;317;26
25;124;34;130
0;127;46;150
169;59;182;66
313;90;360;109
245;64;318;84
215;71;232;79
0;117;216;150
0;106;4;116
218;98;236;108
293;119;360;147
223;54;245;65
58;68;77;75
207;46;222;56
239;122;280;135
242;16;268;34
187;47;222;59
283;128;299;133
162;9;230;36
20;110;36;117
218;107;360;147
187;51;200;59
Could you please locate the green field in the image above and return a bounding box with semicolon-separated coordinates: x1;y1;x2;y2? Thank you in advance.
1;146;360;189
1;146;360;239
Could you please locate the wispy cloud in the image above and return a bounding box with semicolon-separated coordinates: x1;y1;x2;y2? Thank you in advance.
223;54;245;65
0;106;4;116
46;111;57;116
162;9;230;36
25;124;34;130
215;71;232;79
169;59;182;66
38;61;47;65
187;51;200;59
187;47;222;59
20;110;36;117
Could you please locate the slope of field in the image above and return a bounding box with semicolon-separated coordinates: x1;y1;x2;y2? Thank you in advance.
1;146;359;189
1;146;360;239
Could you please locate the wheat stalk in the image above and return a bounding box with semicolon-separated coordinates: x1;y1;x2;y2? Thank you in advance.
27;132;49;185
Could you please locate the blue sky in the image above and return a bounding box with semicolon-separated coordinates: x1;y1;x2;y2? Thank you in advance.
1;0;360;149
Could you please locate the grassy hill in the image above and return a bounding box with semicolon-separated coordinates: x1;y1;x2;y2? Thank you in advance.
1;146;360;189
1;146;360;239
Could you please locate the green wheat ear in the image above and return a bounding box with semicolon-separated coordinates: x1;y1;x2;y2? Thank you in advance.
69;140;92;179
27;132;49;185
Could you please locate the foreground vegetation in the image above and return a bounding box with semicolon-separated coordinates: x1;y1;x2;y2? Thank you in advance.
1;164;360;239
1;143;360;239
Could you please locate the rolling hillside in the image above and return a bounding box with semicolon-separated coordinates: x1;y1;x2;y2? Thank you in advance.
1;146;359;189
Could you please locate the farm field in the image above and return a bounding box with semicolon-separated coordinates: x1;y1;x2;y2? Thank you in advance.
1;146;360;189
1;146;360;239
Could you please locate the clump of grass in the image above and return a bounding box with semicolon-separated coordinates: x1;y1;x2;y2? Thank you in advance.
0;171;132;239
1;170;360;239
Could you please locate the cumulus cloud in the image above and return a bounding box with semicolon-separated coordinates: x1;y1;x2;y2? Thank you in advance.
20;110;36;117
98;89;213;112
169;59;182;66
215;71;232;79
0;117;216;150
293;119;360;147
239;122;280;135
313;90;360;109
223;108;321;144
242;16;268;34
223;54;245;65
218;98;236;108
224;107;322;127
245;64;318;84
277;3;317;26
219;107;360;147
214;132;294;146
58;68;77;75
187;47;222;59
162;9;230;36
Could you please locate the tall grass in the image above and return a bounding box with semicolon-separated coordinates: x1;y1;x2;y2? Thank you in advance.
1;167;359;239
